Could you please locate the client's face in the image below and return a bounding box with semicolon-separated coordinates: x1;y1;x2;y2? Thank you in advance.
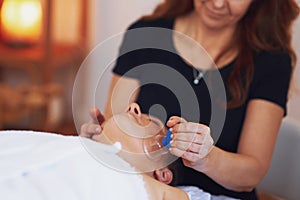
94;103;167;154
93;103;174;173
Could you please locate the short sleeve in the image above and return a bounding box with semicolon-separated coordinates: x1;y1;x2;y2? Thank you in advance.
249;52;292;114
112;18;175;79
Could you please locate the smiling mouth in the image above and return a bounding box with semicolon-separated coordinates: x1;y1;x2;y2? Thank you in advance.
205;6;228;19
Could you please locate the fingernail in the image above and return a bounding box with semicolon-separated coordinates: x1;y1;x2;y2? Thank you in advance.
170;128;173;132
96;127;100;132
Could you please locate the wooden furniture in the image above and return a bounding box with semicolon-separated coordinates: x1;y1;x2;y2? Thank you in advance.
0;0;88;132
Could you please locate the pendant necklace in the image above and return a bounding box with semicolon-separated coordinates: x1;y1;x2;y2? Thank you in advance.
193;68;207;85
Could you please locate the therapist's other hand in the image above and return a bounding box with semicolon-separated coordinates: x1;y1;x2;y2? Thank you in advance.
80;108;105;139
167;116;214;168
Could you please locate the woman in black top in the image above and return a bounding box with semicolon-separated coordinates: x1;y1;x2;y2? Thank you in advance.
81;0;299;199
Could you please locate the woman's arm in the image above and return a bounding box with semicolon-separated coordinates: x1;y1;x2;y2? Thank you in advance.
104;74;140;119
209;99;283;191
169;99;284;192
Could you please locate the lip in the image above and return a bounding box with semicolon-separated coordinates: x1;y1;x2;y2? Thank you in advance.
205;6;228;19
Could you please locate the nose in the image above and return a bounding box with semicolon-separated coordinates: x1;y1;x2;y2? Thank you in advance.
127;103;142;117
212;0;226;8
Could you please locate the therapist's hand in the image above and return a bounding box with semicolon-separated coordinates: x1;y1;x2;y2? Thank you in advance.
80;108;105;139
166;116;214;169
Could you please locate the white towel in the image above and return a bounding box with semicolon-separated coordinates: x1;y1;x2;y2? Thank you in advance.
178;186;239;200
0;130;148;200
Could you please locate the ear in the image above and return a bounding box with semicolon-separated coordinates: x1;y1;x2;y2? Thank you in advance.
154;168;173;185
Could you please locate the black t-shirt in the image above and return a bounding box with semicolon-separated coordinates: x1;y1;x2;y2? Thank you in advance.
113;18;292;200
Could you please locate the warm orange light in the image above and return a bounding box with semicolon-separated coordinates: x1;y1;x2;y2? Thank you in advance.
0;0;42;46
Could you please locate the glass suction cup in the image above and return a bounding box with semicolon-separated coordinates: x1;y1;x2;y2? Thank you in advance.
143;129;173;161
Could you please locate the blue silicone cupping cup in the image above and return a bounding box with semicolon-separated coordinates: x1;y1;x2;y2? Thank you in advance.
162;129;172;147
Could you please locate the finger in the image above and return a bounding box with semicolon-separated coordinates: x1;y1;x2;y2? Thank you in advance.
181;151;201;163
170;147;207;163
172;122;210;135
166;116;187;127
80;123;102;138
170;140;201;153
169;146;186;158
90;108;105;125
172;132;206;144
80;124;89;137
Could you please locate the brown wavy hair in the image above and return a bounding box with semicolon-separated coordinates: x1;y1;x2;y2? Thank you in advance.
141;0;300;108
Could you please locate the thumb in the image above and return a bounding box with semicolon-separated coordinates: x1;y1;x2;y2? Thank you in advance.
166;116;187;127
90;108;105;125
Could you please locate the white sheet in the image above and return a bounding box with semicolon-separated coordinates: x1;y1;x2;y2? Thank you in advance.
0;130;149;200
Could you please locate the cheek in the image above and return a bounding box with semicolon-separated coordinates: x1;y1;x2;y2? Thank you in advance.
193;0;205;14
193;0;201;8
128;140;144;153
113;115;148;137
105;121;145;153
229;3;252;21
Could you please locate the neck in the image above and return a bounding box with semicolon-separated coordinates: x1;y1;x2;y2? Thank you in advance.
178;12;238;67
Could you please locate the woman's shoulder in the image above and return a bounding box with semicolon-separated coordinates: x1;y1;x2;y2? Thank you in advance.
249;50;293;113
127;18;175;30
253;50;292;74
253;51;291;68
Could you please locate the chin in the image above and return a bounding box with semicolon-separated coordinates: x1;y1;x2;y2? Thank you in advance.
203;16;234;31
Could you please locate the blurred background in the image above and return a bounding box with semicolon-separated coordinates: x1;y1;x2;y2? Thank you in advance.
0;0;299;135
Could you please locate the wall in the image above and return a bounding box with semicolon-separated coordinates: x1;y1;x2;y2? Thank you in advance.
287;17;300;122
